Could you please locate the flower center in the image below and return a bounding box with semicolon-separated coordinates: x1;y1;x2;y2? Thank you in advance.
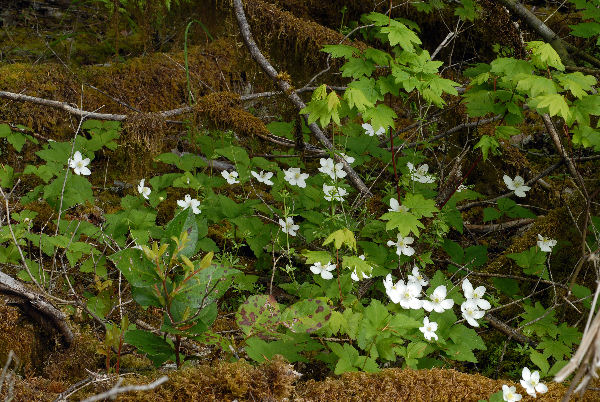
294;173;301;179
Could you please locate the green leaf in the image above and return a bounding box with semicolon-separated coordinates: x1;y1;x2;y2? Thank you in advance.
340;58;376;79
236;294;281;336
556;72;596;99
323;228;356;251
520;302;557;338
569;22;600;38
124;329;175;367
0;165;14;188
245;337;313;363
403;193;438;218
455;0;477;21
497;198;536;219
380;21;422;51
527;41;565;71
281;298;331;334
537;339;571;360
516;75;557;97
380;211;424;237
321;44;358;59
109;248;161;289
43;173;94;210
363;104;397;131
302;250;333;265
214;145;250;166
474;135;500;160
530;350;550;375
328;342;379;374
507;246;547;278
483;207;502;222
344;87;374;113
573;125;600;151
164;208;199;258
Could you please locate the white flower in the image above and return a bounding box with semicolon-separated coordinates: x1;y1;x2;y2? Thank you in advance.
283;168;309;188
221;170;240;184
137;179;151;200
318;158;347;180
419;316;438;341
462;278;491;310
423;285;454;313
362;122;386;137
177;194;201;214
503;175;530;197
408;266;428;287
387;234;415;257
520;367;548;397
407;162;435;184
397;280;423;309
340;153;355;164
389;198;410;213
323;184;348;202
279;217;299;237
502;385;522;402
537;234;557;253
251;170;274;185
461;300;485;327
383;274;403;304
310;261;336;280
68;151;91;176
456;184;468;192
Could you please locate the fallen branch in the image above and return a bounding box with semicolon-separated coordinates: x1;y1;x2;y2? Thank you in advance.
80;376;169;402
232;0;371;197
0;270;74;346
464;218;534;233
486;313;538;347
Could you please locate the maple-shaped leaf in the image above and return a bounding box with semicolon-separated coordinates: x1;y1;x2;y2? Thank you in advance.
363;48;392;66
380;211;424;236
569;21;600;38
573;125;600;151
380;21;422;51
454;0;477;21
490;57;533;76
323;228;356;251
555;72;597;99
474;135;500;160
341;58;376;79
570;94;600;125
464;89;499;117
376;75;401;97
363;104;397;131
321;44;358;59
300;98;333;127
403;193;438;218
327;91;341;113
527;41;565;71
347;77;383;104
529;94;571;120
344;87;374;113
495;125;520;140
516;75;558;97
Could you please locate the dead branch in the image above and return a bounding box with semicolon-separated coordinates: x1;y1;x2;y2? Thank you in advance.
80;376;169;402
465;218;534;233
0;270;73;345
232;0;371;197
486;313;538;347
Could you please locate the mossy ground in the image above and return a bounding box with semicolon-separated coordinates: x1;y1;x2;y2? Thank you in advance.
0;1;598;400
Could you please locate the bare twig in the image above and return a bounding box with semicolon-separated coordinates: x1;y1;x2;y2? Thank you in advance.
80;376;169;402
